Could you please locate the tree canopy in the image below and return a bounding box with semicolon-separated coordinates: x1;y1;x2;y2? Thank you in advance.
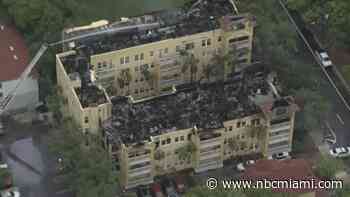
314;156;344;179
48;118;118;197
286;0;350;47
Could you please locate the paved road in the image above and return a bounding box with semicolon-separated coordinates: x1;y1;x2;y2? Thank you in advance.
279;0;350;149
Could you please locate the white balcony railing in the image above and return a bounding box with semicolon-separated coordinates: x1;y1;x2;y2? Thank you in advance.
128;166;152;177
270;121;291;132
128;154;151;165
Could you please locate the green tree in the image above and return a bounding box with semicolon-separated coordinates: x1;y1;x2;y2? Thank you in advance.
293;88;331;131
227;138;239;153
314;156;343;179
177;142;196;162
48;118;118;197
287;0;350;47
181;53;199;83
46;86;64;123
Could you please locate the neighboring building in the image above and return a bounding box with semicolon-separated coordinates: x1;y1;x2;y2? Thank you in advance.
55;0;298;190
242;159;329;197
0;23;39;112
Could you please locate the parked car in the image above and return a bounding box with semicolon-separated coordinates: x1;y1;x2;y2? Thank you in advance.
245;160;255;166
137;186;152;197
275;152;290;160
330;147;350;158
236;163;245;172
0;187;20;197
174;176;185;193
268;152;290;160
151;183;164;197
315;50;332;67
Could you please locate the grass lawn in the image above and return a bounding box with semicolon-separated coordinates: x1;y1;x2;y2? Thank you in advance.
73;0;187;25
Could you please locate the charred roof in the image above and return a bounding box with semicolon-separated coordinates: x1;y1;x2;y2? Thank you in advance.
103;64;281;146
63;0;251;55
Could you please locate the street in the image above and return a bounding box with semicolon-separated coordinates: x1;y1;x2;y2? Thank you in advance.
279;0;350;149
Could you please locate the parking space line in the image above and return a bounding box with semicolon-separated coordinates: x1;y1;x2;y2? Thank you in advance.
336;113;345;125
325;121;337;144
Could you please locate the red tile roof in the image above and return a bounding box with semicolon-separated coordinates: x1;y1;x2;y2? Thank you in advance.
0;22;29;81
242;159;329;196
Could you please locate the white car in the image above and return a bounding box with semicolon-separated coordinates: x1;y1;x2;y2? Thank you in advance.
268;152;290;160
245;160;255;166
1;187;20;197
330;147;350;158
236;163;245;172
316;50;332;67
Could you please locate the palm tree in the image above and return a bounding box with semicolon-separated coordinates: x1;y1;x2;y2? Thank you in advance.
249;125;267;139
211;48;238;81
227;138;239;153
256;126;267;141
188;54;199;83
180;52;199;83
201;65;211;82
117;69;132;91
177;142;197;162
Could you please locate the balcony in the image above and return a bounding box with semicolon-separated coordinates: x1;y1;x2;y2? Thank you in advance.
267;140;290;154
195;160;223;173
268;134;290;145
199;138;221;148
229;40;250;49
270;121;291;132
128;154;151;166
267;145;291;155
199;150;221;160
126;174;153;189
128;165;152;177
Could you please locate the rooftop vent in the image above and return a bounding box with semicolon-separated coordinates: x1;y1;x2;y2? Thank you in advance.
0;25;4;31
13;55;18;60
9;46;14;51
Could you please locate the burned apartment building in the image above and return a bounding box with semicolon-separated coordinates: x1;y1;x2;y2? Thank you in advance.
60;0;254;98
56;0;254;134
102;65;298;189
55;0;298;190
